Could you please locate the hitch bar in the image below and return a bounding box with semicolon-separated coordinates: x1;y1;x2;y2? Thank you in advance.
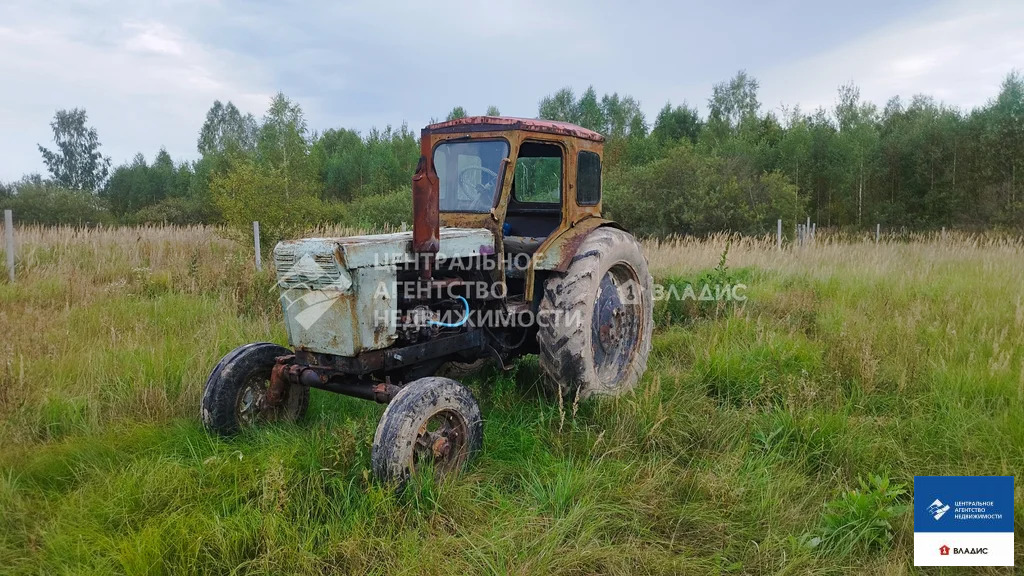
296;329;486;375
267;330;486;405
269;358;400;404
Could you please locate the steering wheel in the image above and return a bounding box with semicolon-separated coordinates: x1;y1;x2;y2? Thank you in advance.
457;165;499;211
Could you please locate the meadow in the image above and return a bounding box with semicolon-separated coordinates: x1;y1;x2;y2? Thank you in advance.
0;224;1022;574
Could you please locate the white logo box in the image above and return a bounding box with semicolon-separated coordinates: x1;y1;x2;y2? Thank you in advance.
914;532;1015;567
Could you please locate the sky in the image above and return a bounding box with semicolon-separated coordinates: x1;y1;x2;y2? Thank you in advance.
1;0;1022;182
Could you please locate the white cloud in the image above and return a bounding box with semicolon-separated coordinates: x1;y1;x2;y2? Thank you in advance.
124;22;185;56
1;0;1021;183
0;7;269;181
757;0;1024;116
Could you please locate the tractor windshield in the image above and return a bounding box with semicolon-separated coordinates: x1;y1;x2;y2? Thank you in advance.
434;140;509;213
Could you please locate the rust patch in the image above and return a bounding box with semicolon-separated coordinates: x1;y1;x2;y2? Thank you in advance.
534;217;620;272
267;355;295;406
412;134;440;280
412;153;439;255
426;116;605;142
524;217;620;301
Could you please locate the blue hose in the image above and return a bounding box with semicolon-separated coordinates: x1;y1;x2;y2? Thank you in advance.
428;296;470;328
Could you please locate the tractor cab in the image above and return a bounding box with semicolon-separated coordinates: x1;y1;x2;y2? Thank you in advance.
415;116;612;300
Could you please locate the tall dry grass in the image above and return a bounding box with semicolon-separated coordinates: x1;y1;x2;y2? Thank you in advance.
644;230;1024;277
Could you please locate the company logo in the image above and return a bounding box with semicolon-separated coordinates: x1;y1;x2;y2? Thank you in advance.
913;476;1015;567
938;545;989;556
927;499;951;520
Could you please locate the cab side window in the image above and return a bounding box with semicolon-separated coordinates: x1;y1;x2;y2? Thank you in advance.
576;151;600;206
513;142;562;204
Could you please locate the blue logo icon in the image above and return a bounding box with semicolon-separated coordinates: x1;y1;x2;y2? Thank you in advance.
926;499;950;520
914;476;1013;532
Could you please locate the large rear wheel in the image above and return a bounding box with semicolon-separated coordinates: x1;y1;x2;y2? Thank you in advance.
537;227;654;399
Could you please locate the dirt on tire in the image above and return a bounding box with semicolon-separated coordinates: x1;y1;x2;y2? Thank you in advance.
537;227;654;400
201;342;309;436
371;376;483;485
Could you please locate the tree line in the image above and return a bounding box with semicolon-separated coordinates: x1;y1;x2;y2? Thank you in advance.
2;70;1022;238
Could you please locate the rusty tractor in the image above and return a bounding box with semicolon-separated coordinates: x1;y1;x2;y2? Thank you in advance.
201;117;654;484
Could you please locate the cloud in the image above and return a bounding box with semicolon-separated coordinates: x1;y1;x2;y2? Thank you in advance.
757;0;1024;116
0;3;270;181
124;22;185;57
1;0;1020;183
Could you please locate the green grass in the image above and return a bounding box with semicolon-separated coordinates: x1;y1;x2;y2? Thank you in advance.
0;227;1022;574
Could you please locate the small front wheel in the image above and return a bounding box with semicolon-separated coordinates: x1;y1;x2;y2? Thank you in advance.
201;342;309;436
372;377;483;485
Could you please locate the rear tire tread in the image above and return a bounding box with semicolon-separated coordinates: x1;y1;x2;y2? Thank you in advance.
536;228;654;399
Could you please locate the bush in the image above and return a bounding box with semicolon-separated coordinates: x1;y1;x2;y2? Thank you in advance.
0;178;113;225
318;201;351;228
346;189;412;229
211;158;324;244
605;144;800;237
127;196;220;226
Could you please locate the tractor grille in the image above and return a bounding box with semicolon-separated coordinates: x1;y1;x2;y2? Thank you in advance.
273;245;347;289
273;249;295;270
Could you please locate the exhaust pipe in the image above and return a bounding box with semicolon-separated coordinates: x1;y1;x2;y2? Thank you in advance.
411;134;439;280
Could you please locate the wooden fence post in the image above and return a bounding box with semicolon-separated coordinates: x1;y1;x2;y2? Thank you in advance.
777;219;782;250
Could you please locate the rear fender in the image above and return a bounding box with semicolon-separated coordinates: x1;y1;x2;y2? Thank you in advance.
525;217;622;301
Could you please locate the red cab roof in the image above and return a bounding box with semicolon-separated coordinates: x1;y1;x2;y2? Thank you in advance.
425;116;604;142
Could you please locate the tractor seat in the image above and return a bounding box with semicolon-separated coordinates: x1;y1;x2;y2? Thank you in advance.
503;235;545;256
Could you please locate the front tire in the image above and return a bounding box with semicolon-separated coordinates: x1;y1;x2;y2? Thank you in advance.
537;227;654;400
372;377;483;485
201;342;310;436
